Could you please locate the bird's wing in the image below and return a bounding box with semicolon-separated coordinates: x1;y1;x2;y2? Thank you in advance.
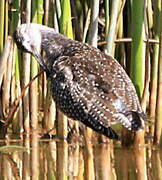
53;54;142;130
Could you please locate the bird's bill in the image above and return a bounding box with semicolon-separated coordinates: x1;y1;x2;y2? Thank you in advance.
32;47;48;73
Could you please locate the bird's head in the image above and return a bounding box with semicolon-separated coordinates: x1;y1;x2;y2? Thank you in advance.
13;23;56;73
13;23;42;56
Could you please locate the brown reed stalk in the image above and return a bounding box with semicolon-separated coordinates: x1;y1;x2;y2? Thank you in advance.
149;0;161;137
87;0;99;47
115;8;126;68
71;0;83;41
30;0;39;130
2;43;14;117
134;147;147;180
4;0;8;40
140;0;152;112
56;142;68;180
43;83;56;131
21;0;31;133
0;0;5;53
93;144;113;179
44;0;49;25
11;45;23;133
82;8;91;43
0;36;12;88
22;135;31;179
1;72;42;132
154;5;162;145
42;0;56;133
30;131;39;179
104;0;109;53
11;0;22;133
83;137;95;180
152;151;162;179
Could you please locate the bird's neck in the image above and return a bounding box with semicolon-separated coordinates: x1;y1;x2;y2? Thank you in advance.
40;30;76;60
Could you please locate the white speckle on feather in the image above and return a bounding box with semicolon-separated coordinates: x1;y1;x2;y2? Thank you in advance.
113;113;132;130
112;99;127;112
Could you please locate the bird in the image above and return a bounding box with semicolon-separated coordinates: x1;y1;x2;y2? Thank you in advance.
13;23;145;140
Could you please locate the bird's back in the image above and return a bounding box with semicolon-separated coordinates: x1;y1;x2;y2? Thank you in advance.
48;42;144;138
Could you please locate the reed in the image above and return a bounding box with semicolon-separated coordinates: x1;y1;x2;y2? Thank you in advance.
83;140;95;180
71;0;82;41
37;0;44;24
149;0;161;137
56;142;68;180
104;0;109;53
134;146;147;180
4;1;8;40
42;0;56;132
87;0;99;47
130;0;145;99
130;0;146;145
93;144;113;179
0;0;161;145
2;43;13;117
57;0;73;139
105;0;120;55
31;131;39;179
115;5;126;68
21;0;31;133
82;8;91;43
30;3;40;179
60;0;73;38
152;151;162;179
0;37;12;88
154;0;162;145
11;0;21;133
43;83;56;131
0;0;5;53
30;0;39;130
53;1;59;32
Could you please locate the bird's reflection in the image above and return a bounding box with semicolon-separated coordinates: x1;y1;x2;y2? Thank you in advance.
0;138;161;180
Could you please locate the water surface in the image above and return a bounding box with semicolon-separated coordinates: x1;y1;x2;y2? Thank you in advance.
0;134;161;180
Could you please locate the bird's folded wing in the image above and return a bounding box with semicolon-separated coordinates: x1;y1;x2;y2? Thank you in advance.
52;55;142;128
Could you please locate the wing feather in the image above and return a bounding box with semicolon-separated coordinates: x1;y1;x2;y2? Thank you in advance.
51;54;142;130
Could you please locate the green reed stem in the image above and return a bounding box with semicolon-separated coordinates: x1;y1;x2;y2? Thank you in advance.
130;0;145;99
105;0;120;55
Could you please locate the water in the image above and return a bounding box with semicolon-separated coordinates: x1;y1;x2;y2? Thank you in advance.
0;134;161;180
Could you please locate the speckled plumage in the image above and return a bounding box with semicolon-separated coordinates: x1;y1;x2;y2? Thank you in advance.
13;23;145;140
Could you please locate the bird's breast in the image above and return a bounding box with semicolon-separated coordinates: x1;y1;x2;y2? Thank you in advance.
50;74;87;121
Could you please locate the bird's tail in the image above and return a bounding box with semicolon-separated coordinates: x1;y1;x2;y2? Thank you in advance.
102;126;120;140
83;119;120;140
125;111;145;131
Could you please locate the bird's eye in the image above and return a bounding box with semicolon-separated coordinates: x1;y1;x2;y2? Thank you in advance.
16;41;29;53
